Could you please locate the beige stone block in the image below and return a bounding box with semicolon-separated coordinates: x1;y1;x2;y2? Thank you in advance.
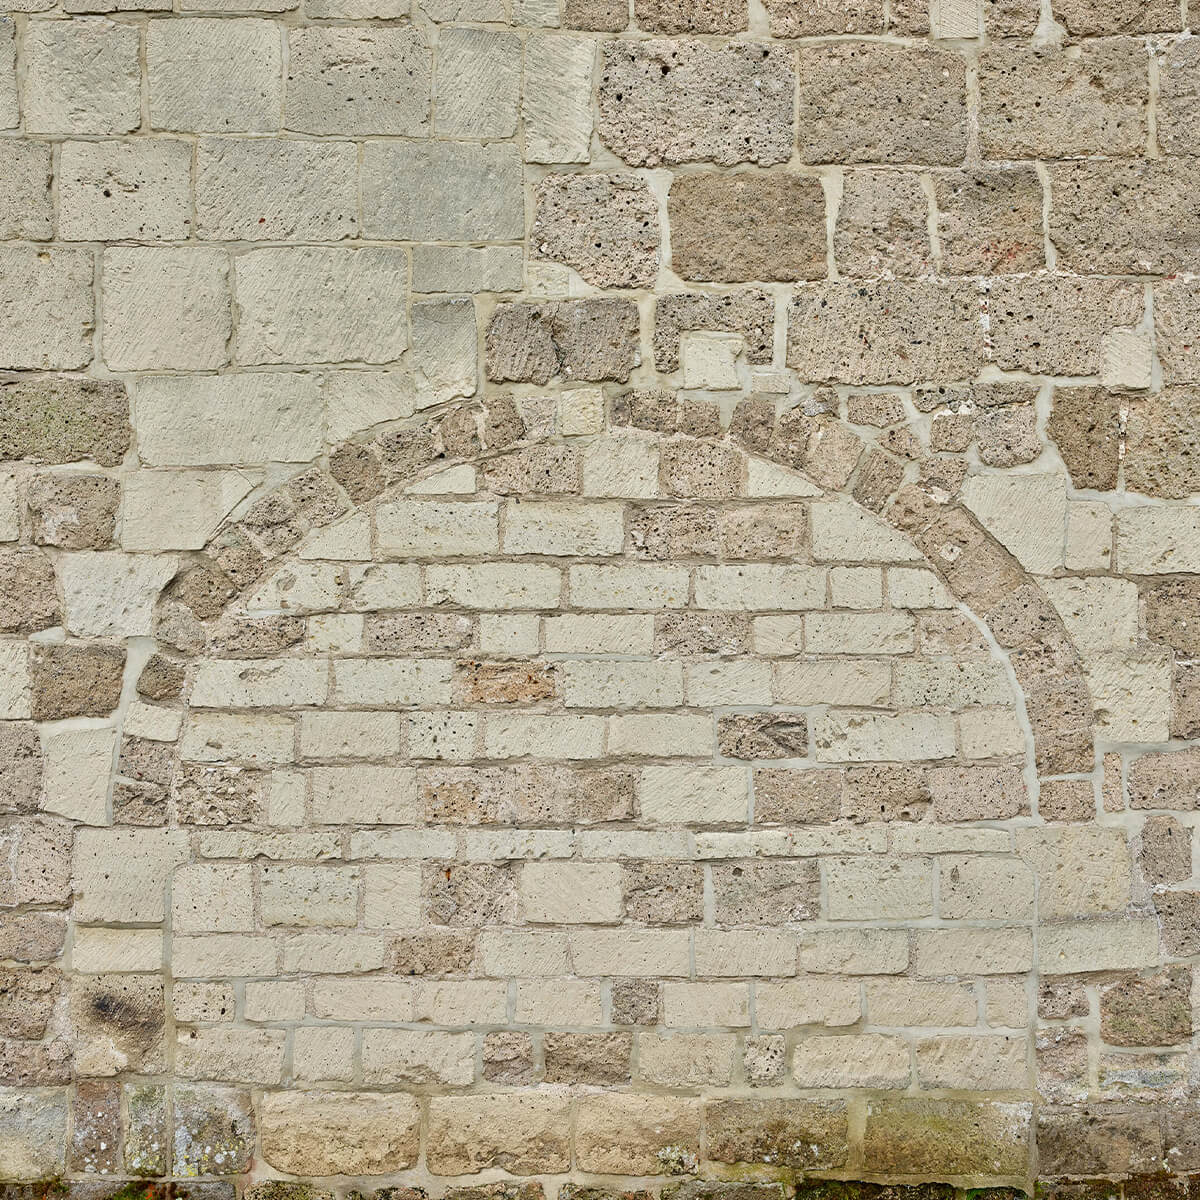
1016;826;1131;918
640;1032;735;1085
428;563;562;609
41;727;117;824
73;828;189;922
1039;917;1160;974
916;1035;1027;1089
866;978;978;1027
521;862;622;923
793;1033;911;1088
1083;649;1172;743
575;1093;701;1174
73;927;162;973
827;857;934;920
181;713;295;765
756;978;861;1028
504;500;625;556
914;928;1034;976
173;864;254;933
300;711;401;760
121;470;255;552
427;1094;570;1174
570;928;690;976
524;34;594;163
639;764;749;824
362;1029;475;1085
939;854;1035;920
192;659;328;708
243;980;304;1022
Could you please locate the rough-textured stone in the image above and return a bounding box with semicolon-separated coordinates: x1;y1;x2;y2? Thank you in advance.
862;1099;1031;1175
935;168;1044;275
979;42;1149;160
0;247;95;370
0;549;61;633
0;377;129;467
1048;389;1122;491
30;642;125;721
533;173;660;288
597;40;794;167
1157;37;1200;156
795;44;968;165
27;473;119;549
655;291;774;372
706;1099;848;1167
1124;390;1200;499
835;171;929;277
486;300;640;384
670;172;827;283
765;0;885;33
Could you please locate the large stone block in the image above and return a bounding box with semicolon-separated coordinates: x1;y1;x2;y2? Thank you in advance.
934;167;1044;274
148;18;281;132
796;44;967;165
862;1098;1031;1175
435;28;520;138
286;26;430;134
427;1094;570;1174
671;171;826;282
0;141;53;239
0;247;94;370
598;39;794;167
487;300;640;384
524;33;595;163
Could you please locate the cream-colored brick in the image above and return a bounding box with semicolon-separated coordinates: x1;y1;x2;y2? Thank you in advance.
521;862;622;923
807;611;915;654
377;500;499;558
478;931;571;977
363;1029;475;1086
640;764;749;824
311;978;415;1021
570;929;691;977
260;865;359;927
346;564;422;611
175;1026;286;1084
608;713;711;757
939;854;1035;920
829;565;884;608
503;500;625;556
59;551;178;638
312;766;418;824
776;661;892;706
244;981;304;1024
1038;917;1160;974
1083;650;1173;743
798;929;910;974
191;659;328;708
811;499;922;562
695;565;826;610
307;614;365;654
294;1026;355;1082
73;927;163;973
544;613;654;654
569;564;689;609
1015;826;1131;918
793;1033;911;1088
407;711;479;760
755;978;861;1028
582;437;659;497
182;712;295;764
684;661;773;706
484;713;605;758
173;934;278;978
827;857;934;920
413;980;508;1025
300;711;402;760
73;828;190;923
562;659;683;707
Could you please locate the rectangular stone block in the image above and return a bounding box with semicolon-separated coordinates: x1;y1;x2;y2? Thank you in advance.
362;142;524;240
427;1094;570;1174
0;141;54;239
524;33;595;163
504;500;625;556
862;1098;1032;1175
0;247;94;371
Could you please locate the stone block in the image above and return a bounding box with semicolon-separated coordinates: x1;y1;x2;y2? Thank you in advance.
764;0;884;33
487;299;640;384
636;0;748;31
27;472;119;550
0;141;53;239
148;18;281;132
24;17;139;134
795;44;967;165
0;247;94;371
286;26;430;134
411;298;478;403
0;376;128;466
427;1094;569;1174
534;172;659;288
435;28;520;138
30;643;124;720
574;1093;700;1174
670;171;826;282
836;170;930;277
934;167;1044;274
0;1086;67;1178
598;39;793;167
524;33;595;163
979;41;1148;159
862;1098;1031;1175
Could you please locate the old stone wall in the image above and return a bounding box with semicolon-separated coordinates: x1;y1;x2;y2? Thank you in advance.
1;0;1200;1197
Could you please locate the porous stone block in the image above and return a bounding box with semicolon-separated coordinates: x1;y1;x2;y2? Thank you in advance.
764;0;885;33
795;44;967;165
0;141;53;239
835;170;930;277
27;472;119;550
670;171;826;282
934;167;1044;274
597;39;794;167
487;300;640;384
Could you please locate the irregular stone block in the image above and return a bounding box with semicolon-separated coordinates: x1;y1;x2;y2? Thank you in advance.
1124;389;1200;499
534;172;659;288
1047;388;1122;491
0;549;60;633
0;1086;67;1178
670;171;826;282
655;290;773;371
598;39;793;167
1037;1104;1162;1177
174;1084;255;1177
796;44;967;165
27;473;119;550
487;300;639;384
1100;967;1191;1047
30;643;125;720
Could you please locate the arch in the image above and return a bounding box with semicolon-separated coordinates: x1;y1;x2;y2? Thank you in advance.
157;390;1095;784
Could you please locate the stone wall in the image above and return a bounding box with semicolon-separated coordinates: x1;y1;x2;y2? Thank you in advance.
1;0;1199;1197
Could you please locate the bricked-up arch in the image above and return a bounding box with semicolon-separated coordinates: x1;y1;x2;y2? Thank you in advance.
160;390;1094;783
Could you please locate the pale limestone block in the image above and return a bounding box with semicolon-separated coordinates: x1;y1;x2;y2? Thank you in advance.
775;661;892;706
311;978;416;1020
568;564;689;609
829;565;884;608
362;142;524;240
1083;649;1173;743
681;332;743;390
73;927;162;972
267;771;307;825
563;659;683;707
1016;826;1131;918
865;979;978;1027
827;857;935;921
363;1029;475;1085
695;564;826;610
286;26;431;135
0;246;94;371
196;137;358;241
300;711;402;759
516;980;604;1025
1116;507;1200;574
1100;327;1153;390
73;827;189;921
483;713;605;758
938;854;1034;920
280;934;389;974
914;928;1034;976
172;934;278;977
639;764;749;824
236;247;409;366
59;551;177;637
479;613;540;655
121;471;255;551
331;659;452;708
40;727;116;824
123;702;183;742
571;928;691;976
293;1027;354;1082
608;713;711;757
514;0;560;22
915;1036;1027;1089
248;563;344;614
0;142;54;240
811;498;923;562
793;1034;911;1088
406;465;477;495
798;929;910;974
0;1089;67;1179
173;864;255;933
582;437;660;497
694;929;796;976
961;472;1067;575
521;862;622;923
504;500;625;556
147;19;282;133
524;34;594;163
59;139;192;241
436;28;521;137
1038;917;1160;974
428;564;562;609
192;659;329;708
888;567;955;609
300;514;372;562
755;978;861;1027
806;611;915;654
180;713;295;765
346;564;421;611
640;1032;735;1086
411;298;478;405
363;864;422;928
136;373;323;466
813;711;957;761
24;18;139;134
478;930;571;976
544;613;654;654
377;500;499;558
745;456;823;497
0;475;18;541
1043;577;1139;651
103;248;231;371
1065;501;1113;570
684;661;772;706
412;245;523;294
959;708;1025;758
559;387;606;436
0;641;30;718
260;864;358;927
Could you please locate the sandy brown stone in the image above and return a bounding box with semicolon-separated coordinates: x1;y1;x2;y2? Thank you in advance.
1144;580;1200;654
457;661;557;704
754;769;843;823
835;171;929;278
707;1098;848;1168
1129;748;1200;811
1138;813;1190;886
0;723;41;818
174;764;267;826
533;173;660;289
1156;890;1200;956
393;929;476;976
670;172;826;283
31;642;125;721
544;1032;632;1084
622;862;704;925
764;0;885;33
717;713;808;760
1099;968;1191;1047
631;505;719;560
929;765;1028;822
654;612;750;656
1171;661;1200;739
563;0;627;27
27;472;119;549
1124;390;1200;500
427;862;517;926
842;765;930;823
483;1031;536;1085
0;911;66;963
330;442;385;503
935;167;1044;275
635;0;748;30
137;652;186;701
0;967;59;1039
655;290;774;372
1155;37;1200;156
1037;1104;1162;1177
1047;389;1122;491
864;1098;1031;1175
0;548;61;633
611;978;660;1025
713;860;820;924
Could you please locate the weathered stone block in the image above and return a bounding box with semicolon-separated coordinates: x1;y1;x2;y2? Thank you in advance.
835;171;929;277
670;171;826;283
24;17;139;134
487;300;640;384
796;44;967;165
788;281;982;384
428;1094;569;1174
934;167;1044;274
0;247;94;370
534;172;659;288
1048;388;1122;491
286;26;430;134
524;34;595;164
764;0;885;33
0;141;53;240
979;41;1148;159
706;1098;848;1167
862;1098;1031;1175
435;28;520;138
598;40;794;167
1124;390;1200;499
